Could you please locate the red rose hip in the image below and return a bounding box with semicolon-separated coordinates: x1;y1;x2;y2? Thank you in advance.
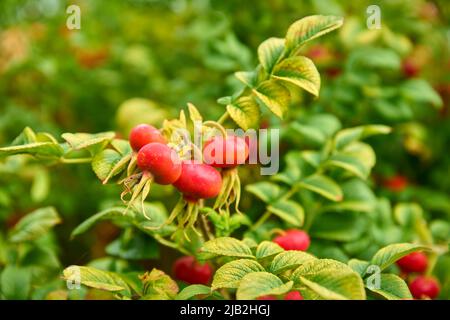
274;229;310;251
284;291;304;300
173;160;222;200
129;124;166;151
173;256;212;285
137;143;181;184
396;252;428;274
203;135;249;168
409;276;440;299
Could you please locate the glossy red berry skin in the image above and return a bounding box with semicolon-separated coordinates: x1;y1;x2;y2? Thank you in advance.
402;58;420;78
257;295;277;300
129;124;166;151
173;256;212;285
409;276;440;299
173;160;222;200
274;230;310;251
396;252;428;274
284;291;304;300
203;135;249;168
137;143;181;185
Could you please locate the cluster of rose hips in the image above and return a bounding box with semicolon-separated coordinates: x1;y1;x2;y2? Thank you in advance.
129;124;249;202
396;252;440;299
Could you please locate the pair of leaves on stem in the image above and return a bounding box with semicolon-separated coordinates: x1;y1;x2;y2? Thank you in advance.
226;15;344;130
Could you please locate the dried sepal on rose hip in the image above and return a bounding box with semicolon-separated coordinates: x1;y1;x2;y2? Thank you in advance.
173;256;213;285
273;229;311;251
129;124;166;152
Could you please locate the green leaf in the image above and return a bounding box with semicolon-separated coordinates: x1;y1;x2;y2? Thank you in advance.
334;125;391;150
347;259;370;277
0;142;63;158
371;243;431;272
226;96;261;130
311;212;368;242
269;250;317;274
71;207;130;238
236;272;293;300
253;80;290;118
9;207;61;243
325;153;370;179
285;15;344;51
347;47;401;70
141;268;178;300
62;266;131;296
401;79;443;108
394;203;423;227
245;181;283;203
290;123;327;145
255;241;284;260
299;174;343;201
201;237;254;259
272;56;321;96
258;37;285;73
211;259;265;290
291;259;366;300
367;274;412;300
92;149;129;182
0;266;31;300
106;233;159;260
176;285;213;300
267;199;305;226
62;132;115;155
234;71;258;88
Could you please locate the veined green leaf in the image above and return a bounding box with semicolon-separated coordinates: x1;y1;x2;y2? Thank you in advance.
176;285;215;300
253;80;290;118
201;237;254;259
245;181;283;203
212;259;265;290
285;15;344;51
9;207;61;243
62;132;115;155
0;142;63;158
62;266;131;296
367;274;412;300
236;272;292;300
92;149;129;182
272;56;320;96
334;125;391;150
258;37;285;73
371;243;431;272
267;199;305;226
255;241;284;260
299;174;343;201
291;259;365;300
269;250;317;274
141;268;178;300
226;96;260;130
234;71;258;88
325;153;370;179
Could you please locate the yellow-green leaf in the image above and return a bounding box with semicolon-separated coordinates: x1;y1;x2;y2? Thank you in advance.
201;237;254;259
272;56;320;96
236;272;293;300
253;80;290;118
267;199;305;226
367;274;412;300
370;243;431;272
212;259;265;290
299;174;343;201
258;37;285;73
285;15;344;51
270;250;317;274
255;241;284;260
226;96;260;130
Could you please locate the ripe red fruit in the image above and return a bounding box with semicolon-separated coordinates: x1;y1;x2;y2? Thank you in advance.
284;291;304;300
129;124;166;151
173;160;222;200
173;256;212;285
383;175;408;192
274;230;310;251
257;295;277;300
402;58;420;78
137;143;181;185
203;135;249;168
396;252;428;274
409;276;440;299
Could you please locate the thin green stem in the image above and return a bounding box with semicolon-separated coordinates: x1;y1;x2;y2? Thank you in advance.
251;211;272;231
60;157;92;164
217;112;229;125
